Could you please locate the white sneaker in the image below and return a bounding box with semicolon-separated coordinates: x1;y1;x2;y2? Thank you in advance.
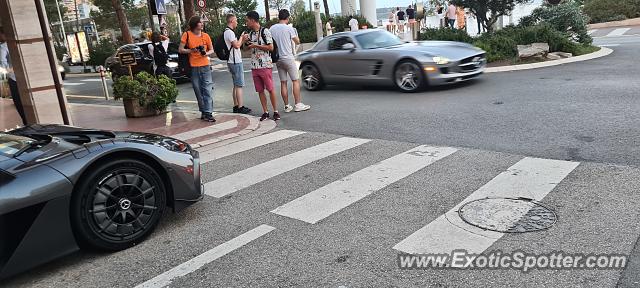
294;103;311;112
284;104;294;113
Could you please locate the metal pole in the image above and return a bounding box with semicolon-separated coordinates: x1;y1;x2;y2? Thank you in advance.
98;66;110;100
148;0;156;31
74;0;88;72
55;0;69;53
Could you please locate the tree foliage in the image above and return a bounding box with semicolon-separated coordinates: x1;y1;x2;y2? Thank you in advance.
450;0;530;32
269;0;292;11
227;0;258;17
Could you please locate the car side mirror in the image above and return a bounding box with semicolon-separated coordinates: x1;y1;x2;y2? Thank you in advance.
342;43;356;51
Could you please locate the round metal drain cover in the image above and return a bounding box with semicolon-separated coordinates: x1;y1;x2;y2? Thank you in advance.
458;197;557;233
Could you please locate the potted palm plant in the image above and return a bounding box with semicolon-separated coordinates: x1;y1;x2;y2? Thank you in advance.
113;72;178;118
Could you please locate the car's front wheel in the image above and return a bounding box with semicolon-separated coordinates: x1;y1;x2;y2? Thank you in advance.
301;63;324;91
394;60;426;93
71;159;166;251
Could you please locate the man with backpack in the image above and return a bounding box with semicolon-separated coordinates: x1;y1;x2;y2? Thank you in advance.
243;11;279;121
218;14;251;114
270;9;310;113
148;32;172;79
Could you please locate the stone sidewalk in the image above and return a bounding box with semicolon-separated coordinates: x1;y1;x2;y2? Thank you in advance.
1;100;276;148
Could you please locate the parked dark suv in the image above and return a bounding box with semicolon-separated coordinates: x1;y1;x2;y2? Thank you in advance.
105;42;189;82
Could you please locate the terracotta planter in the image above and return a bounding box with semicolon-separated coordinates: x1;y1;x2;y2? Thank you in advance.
122;98;164;118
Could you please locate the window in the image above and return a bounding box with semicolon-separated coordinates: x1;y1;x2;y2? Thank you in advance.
328;37;354;51
355;30;403;49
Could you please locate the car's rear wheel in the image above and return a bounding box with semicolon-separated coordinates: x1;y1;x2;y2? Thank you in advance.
71;159;166;251
394;60;426;93
301;63;324;91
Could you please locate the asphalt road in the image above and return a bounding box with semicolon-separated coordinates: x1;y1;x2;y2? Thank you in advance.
18;31;637;288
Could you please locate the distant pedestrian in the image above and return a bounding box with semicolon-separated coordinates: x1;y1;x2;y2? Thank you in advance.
326;18;334;36
406;5;416;33
0;27;26;125
388;10;397;34
436;4;444;28
349;15;359;31
271;9;311;114
396;7;406;33
179;16;216;122
224;14;251;114
244;11;279;121
446;2;457;28
148;32;172;79
456;6;466;30
474;11;485;34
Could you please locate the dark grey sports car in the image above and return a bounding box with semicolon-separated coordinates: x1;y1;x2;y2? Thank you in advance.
297;29;487;93
0;125;202;279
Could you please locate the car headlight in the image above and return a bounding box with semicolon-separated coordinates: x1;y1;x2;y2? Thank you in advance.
159;138;190;153
433;56;450;65
167;62;178;68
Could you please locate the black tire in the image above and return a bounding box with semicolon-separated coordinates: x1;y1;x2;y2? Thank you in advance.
394;60;426;93
71;159;166;251
301;63;325;91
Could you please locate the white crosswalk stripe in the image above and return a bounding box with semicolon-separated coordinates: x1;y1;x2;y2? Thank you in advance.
393;157;580;255
171;120;238;141
271;145;458;224
606;28;631;37
199;130;305;163
204;137;371;198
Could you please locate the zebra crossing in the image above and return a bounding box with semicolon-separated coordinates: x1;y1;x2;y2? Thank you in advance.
8;128;637;288
589;26;640;38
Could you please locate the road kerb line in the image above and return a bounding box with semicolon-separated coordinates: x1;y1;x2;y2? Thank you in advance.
134;224;275;288
393;157;579;255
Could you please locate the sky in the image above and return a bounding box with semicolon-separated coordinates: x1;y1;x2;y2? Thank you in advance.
256;0;416;15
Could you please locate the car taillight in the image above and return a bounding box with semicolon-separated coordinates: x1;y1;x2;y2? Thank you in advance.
185;165;194;175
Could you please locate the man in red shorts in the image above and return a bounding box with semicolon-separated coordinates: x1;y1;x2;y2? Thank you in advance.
244;11;280;121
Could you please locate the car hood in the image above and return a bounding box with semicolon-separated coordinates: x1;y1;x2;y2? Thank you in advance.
389;41;484;60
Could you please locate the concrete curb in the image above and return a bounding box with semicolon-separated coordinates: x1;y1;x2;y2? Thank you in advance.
588;18;640;29
485;47;613;73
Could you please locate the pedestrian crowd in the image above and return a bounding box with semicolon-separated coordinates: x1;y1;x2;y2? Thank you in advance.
177;9;311;124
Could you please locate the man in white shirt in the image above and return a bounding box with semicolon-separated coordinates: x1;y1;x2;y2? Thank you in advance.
326;18;334;36
270;9;311;113
224;14;251;114
349;16;359;31
0;27;26;125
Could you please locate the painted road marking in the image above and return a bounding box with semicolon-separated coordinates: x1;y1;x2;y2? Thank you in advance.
599;44;621;47
80;79;106;82
199;130;306;163
204;137;371;198
393;157;579;255
171;120;238;141
606;28;631;37
62;83;85;86
135;224;275;288
587;29;597;35
271;146;458;224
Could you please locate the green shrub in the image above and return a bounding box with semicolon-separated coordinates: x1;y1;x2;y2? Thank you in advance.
475;34;517;62
113;71;178;111
518;1;592;45
330;15;372;33
88;39;117;67
583;0;640;23
419;28;474;43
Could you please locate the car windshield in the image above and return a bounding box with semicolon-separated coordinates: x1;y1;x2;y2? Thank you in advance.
0;133;36;157
355;30;404;49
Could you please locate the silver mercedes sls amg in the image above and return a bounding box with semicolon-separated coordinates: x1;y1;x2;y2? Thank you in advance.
296;29;487;93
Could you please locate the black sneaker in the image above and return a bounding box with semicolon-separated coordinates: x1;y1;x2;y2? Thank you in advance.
200;113;205;120
239;106;252;114
259;112;269;121
202;114;216;122
272;112;281;121
233;106;239;113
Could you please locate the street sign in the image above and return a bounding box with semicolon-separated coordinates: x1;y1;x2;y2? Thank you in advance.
149;0;167;15
118;52;137;79
197;0;206;10
119;52;137;66
200;12;209;22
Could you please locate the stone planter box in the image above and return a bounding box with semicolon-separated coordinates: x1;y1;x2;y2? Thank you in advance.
122;98;164;118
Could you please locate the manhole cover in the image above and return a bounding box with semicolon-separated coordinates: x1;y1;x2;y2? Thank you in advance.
458;197;557;233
